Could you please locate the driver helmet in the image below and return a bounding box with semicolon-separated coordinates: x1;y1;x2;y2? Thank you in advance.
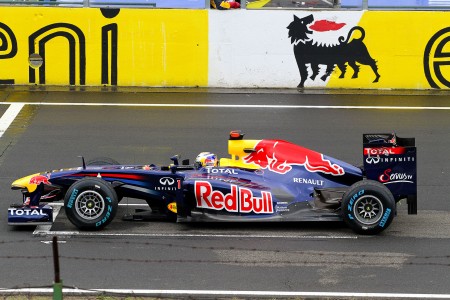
196;152;218;167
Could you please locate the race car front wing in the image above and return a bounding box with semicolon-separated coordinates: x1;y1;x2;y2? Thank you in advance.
8;204;53;226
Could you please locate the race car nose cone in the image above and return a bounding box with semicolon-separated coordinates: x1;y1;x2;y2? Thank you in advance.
12;173;41;192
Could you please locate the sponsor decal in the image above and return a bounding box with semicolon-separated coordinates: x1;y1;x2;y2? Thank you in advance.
347;189;365;212
66;188;79;209
167;202;177;213
364;147;394;164
365;155;380;164
29;175;50;185
96;197;112;227
244;140;344;176
364;147;414;165
379;208;392;228
287;14;380;89
364;147;405;156
155;177;177;191
0;9;207;86
424;27;450;89
376;156;415;164
379;169;414;184
275;201;289;213
275;206;289;212
8;208;47;216
160;177;175;185
195;181;273;214
293;178;324;186
206;168;238;175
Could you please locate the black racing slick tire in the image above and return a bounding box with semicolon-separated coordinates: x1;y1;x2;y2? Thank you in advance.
341;180;395;235
64;178;118;230
86;157;120;166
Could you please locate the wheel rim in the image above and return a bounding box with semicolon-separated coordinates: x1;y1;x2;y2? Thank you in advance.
353;195;384;225
75;190;105;220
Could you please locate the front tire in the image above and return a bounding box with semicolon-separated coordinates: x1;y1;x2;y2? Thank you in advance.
64;178;118;230
342;180;395;235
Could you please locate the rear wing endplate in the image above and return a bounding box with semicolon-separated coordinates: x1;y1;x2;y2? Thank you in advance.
363;133;417;214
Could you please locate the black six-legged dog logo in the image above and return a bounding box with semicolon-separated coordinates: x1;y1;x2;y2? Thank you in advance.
287;14;380;88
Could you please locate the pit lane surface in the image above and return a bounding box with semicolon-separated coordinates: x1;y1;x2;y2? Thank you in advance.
1;88;450;299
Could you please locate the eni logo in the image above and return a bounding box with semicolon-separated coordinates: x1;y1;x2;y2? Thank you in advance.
0;8;119;86
424;27;450;89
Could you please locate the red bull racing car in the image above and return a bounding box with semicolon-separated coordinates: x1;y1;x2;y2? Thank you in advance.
8;131;417;235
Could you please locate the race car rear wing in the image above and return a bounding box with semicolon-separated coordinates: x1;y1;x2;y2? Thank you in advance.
363;133;417;214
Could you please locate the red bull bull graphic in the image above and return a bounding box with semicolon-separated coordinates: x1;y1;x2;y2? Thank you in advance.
195;181;273;214
243;140;345;176
29;175;50;185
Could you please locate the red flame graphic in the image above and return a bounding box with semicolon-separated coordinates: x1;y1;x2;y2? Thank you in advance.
310;20;346;32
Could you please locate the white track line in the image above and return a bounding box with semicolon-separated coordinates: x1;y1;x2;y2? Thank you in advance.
0;102;450;110
0;288;450;299
0;103;24;138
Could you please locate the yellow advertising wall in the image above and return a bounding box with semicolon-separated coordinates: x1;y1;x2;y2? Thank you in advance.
0;7;208;86
326;11;450;89
1;8;450;89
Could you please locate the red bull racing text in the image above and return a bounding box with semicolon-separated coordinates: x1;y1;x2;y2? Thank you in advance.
195;181;273;214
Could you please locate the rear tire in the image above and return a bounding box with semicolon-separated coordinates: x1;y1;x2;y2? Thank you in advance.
342;180;395;235
64;178;118;230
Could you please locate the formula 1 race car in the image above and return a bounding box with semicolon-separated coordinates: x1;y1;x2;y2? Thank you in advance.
8;131;417;235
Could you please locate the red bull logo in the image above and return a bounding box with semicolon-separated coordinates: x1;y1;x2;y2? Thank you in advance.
29;175;50;185
195;181;273;214
243;140;344;176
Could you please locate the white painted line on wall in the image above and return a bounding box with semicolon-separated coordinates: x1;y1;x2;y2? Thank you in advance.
0;103;24;138
0;101;450;110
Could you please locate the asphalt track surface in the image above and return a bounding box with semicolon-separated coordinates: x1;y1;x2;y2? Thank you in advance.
0;87;450;299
